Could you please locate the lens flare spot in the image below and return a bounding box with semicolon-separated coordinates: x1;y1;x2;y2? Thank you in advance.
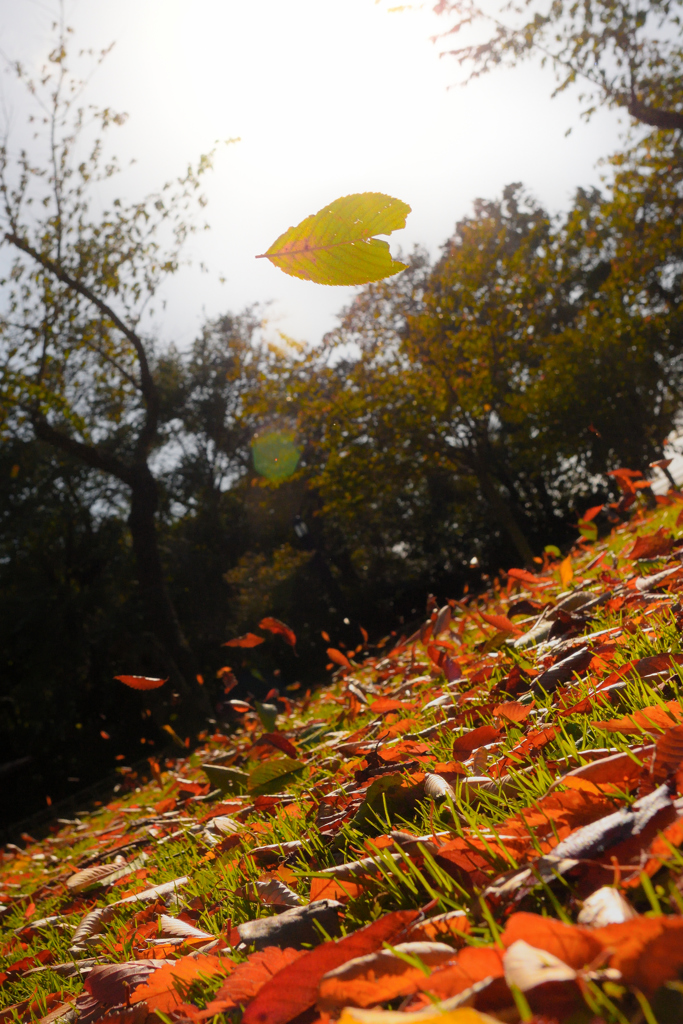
252;428;301;482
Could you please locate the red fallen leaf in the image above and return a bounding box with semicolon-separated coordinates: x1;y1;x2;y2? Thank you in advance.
309;877;363;903
501;913;602;969
593;700;683;734
369;697;417;714
452;725;501;760
130;954;229;1013
259;617;297;650
630;652;683;679
23;902;35;920
224;633;265;648
154;797;176;814
480;613;522;635
592;916;683;994
6;949;52;973
261;733;298;758
505;726;558;763
555;748;650;792
241;910;419;1024
652;724;683;781
492;788;618;857
493;701;532;725
629;527;674;560
200;947;302;1018
507;568;551;587
327;648;351;668
623;816;683;884
114;675;168;690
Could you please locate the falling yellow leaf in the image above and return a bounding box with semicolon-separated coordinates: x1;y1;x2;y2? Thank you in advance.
559;555;573;587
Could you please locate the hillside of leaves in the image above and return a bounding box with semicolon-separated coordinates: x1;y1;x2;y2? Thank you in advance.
4;482;683;1023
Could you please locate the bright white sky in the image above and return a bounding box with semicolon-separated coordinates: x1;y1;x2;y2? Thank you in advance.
0;0;623;347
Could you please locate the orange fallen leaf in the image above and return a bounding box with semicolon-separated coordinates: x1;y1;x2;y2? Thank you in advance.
242;911;418;1024
130;954;229;1013
493;701;532;725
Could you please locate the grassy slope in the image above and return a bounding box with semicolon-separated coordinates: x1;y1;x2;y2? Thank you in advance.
2;496;683;1022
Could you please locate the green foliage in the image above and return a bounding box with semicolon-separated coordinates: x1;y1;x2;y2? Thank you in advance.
258;193;410;285
247;756;306;795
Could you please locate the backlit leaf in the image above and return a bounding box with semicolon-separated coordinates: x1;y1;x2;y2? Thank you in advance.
258;193;410;286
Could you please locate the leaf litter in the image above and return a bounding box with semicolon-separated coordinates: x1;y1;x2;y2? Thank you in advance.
4;493;683;1020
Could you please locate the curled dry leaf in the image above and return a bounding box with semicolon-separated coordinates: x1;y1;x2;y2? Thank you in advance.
317;853;401;882
503;939;577;991
424;774;455;801
67;862;123;892
206;815;243;837
238;878;303;908
114;675;167;690
249;839;304;866
157;915;214;940
577;887;638;927
318;942;457;1009
117;876;189;905
237;898;343;950
85;960;171;1005
71;906;116;947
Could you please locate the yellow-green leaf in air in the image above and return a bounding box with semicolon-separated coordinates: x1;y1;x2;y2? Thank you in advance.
257;193;411;285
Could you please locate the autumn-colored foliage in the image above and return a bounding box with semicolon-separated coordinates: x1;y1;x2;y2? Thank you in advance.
5;492;683;1023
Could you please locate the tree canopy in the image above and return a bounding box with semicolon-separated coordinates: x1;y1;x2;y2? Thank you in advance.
435;0;683;129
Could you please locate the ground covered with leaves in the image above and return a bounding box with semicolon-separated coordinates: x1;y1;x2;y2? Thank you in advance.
4;492;683;1023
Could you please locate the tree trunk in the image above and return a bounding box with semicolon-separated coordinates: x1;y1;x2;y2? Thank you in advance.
127;462;211;729
474;466;536;566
